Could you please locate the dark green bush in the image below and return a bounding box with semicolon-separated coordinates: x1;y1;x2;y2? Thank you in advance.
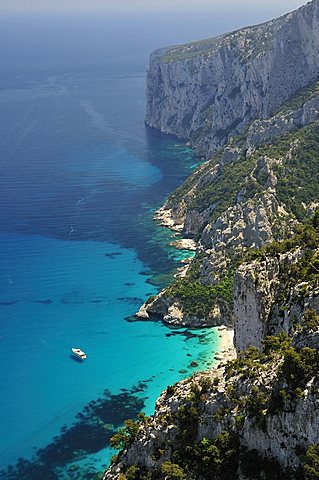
160;461;186;480
303;444;319;480
165;269;234;318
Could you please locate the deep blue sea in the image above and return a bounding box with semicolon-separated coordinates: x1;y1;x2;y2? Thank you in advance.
0;5;301;478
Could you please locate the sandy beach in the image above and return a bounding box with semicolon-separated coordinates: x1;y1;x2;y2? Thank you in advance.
214;326;236;365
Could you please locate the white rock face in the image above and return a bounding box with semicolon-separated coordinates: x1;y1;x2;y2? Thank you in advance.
234;249;319;353
234;257;280;352
201;190;279;252
242;386;319;470
146;0;319;155
246;93;319;148
105;346;319;479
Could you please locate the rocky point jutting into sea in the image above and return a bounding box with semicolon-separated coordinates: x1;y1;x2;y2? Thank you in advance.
105;1;319;478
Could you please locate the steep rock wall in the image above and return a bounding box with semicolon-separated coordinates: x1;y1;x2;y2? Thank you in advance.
146;0;319;156
234;247;319;353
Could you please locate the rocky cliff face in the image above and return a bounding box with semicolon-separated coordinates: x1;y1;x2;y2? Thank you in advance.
139;112;319;328
234;248;319;353
146;0;319;156
104;3;319;479
105;222;319;479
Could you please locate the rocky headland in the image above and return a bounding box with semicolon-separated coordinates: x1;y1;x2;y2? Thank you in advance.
104;1;319;478
105;218;319;479
146;0;319;157
136;0;319;330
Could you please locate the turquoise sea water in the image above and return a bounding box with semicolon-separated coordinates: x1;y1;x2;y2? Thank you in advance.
0;14;220;480
0;4;300;477
0;234;218;476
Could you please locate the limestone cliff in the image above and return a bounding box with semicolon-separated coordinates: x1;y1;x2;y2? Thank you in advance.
138;111;319;328
138;32;319;328
234;249;319;353
105;222;319;480
146;0;319;156
104;3;319;479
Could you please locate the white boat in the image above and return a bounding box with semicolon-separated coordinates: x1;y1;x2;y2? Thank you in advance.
72;347;86;360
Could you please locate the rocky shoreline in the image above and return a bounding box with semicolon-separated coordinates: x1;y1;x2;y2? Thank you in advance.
134;206;207;326
104;2;319;478
105;217;319;480
154;205;183;232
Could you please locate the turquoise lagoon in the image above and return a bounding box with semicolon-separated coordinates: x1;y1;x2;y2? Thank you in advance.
0;233;218;476
0;14;219;480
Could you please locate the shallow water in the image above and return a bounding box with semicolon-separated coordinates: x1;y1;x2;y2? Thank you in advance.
0;234;218;476
0;14;222;480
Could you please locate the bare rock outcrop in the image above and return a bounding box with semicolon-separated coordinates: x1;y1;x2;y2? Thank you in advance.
146;0;319;156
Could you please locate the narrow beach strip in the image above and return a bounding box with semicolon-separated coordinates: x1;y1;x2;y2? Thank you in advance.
215;326;236;366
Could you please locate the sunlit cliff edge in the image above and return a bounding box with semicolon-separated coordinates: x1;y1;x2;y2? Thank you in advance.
104;2;319;478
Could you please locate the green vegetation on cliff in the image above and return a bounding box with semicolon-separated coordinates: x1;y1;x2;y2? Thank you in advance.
246;214;319;260
257;122;319;221
276;79;319;115
111;325;319;479
164;268;234;318
160;21;277;64
168;121;319;237
114;318;319;479
187;155;259;219
108;213;319;480
165;188;317;331
245;215;319;299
